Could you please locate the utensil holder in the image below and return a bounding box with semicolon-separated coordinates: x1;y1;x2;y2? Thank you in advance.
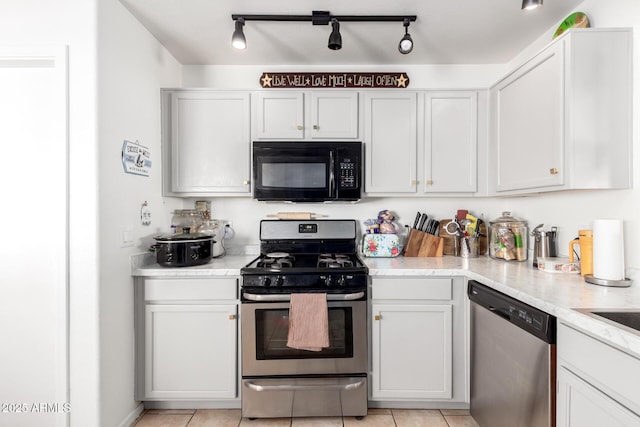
439;219;487;256
404;229;443;257
459;236;479;258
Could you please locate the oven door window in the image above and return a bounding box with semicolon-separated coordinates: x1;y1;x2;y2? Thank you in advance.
255;307;353;359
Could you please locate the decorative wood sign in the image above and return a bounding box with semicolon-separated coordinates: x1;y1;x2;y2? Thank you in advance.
259;72;410;88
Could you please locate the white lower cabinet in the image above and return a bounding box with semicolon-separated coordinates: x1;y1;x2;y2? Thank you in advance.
557;323;640;426
557;367;640;427
136;277;239;401
370;277;467;403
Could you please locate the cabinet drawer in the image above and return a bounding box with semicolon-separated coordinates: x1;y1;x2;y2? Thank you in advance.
145;278;238;301
558;323;640;414
372;277;452;300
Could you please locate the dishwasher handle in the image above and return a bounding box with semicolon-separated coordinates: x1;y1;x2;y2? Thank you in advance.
489;306;511;321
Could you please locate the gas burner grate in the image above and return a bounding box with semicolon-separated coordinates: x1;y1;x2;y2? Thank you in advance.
318;253;354;269
257;254;295;269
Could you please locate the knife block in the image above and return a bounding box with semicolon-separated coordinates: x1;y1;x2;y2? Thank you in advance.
404;229;444;257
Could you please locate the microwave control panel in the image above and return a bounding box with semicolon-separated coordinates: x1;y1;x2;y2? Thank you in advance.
339;161;357;189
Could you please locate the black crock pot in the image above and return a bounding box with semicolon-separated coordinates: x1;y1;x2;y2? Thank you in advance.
153;228;215;267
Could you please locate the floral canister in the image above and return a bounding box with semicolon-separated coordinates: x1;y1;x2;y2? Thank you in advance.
362;234;401;257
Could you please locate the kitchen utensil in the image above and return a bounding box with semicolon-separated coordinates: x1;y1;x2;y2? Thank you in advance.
489;212;528;261
531;224;558;268
266;212;327;219
153;228;214;267
569;229;593;276
413;212;421;229
417;213;428;231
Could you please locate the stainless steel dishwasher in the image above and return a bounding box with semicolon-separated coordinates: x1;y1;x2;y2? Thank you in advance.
468;280;556;427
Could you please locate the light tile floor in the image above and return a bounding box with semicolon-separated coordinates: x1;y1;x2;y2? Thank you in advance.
132;408;480;427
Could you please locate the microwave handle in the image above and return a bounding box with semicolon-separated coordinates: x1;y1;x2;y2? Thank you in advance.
329;151;336;198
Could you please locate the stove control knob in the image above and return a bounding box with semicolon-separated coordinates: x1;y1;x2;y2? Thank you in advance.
260;277;272;287
337;275;346;287
273;276;284;287
323;276;333;287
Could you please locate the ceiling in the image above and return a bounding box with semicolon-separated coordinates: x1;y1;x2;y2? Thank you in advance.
119;0;584;66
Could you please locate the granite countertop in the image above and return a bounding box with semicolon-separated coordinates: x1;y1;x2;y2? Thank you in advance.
132;252;640;358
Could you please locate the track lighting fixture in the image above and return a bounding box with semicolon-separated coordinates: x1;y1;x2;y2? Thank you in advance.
328;19;342;50
398;18;413;54
231;11;417;53
522;0;543;11
231;18;246;49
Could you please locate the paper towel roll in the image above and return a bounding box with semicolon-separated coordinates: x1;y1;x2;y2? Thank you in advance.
593;219;625;281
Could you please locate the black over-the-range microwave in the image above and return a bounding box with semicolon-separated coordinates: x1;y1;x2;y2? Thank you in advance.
252;141;362;202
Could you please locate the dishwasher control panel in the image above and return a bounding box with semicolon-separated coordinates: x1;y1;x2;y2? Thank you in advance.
510;306;545;331
468;280;556;343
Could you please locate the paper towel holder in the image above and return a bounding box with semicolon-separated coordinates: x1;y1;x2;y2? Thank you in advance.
584;274;632;288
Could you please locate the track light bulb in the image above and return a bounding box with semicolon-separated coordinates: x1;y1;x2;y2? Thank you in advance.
522;0;543;10
398;19;413;54
328;19;342;50
232;18;246;49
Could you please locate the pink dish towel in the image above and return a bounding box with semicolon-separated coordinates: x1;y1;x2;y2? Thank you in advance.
287;293;329;352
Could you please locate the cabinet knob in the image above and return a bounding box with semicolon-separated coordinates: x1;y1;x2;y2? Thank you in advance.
426;180;434;185
229;314;236;320
411;180;418;186
313;125;319;130
374;315;381;321
243;180;250;185
549;168;559;175
296;125;303;130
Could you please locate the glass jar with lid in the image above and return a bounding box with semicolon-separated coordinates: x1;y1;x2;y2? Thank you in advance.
488;211;528;261
171;209;203;234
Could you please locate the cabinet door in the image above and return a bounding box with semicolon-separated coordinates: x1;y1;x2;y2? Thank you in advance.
144;304;237;399
557;367;640;427
254;92;304;139
493;42;563;192
371;303;452;399
171;91;250;193
364;92;418;193
309;91;359;139
424;91;477;193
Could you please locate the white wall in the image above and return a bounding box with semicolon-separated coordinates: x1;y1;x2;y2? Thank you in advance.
181;0;640;279
97;0;182;426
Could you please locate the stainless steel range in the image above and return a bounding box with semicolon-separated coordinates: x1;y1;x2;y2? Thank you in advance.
240;219;368;419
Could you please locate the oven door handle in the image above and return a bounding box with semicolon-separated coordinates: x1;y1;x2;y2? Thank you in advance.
243;378;366;392
242;291;365;302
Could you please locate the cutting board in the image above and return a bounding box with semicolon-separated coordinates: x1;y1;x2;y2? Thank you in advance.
266;212;327;220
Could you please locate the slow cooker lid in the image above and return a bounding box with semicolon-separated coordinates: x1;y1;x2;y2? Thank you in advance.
154;228;214;242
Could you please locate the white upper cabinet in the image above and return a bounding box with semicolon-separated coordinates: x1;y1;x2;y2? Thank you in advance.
253;91;359;140
490;28;632;195
163;90;251;196
364;92;418;194
423;91;478;193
